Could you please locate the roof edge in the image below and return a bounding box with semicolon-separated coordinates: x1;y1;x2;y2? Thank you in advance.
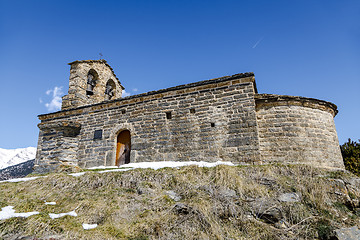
255;93;338;117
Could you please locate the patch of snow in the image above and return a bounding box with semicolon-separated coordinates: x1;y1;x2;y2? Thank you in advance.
97;161;235;173
125;161;235;169
49;210;77;219
82;223;98;230
0;147;36;169
68;172;86;177
0;206;39;220
44;202;56;205
87;166;119;170
0;176;40;183
98;168;132;173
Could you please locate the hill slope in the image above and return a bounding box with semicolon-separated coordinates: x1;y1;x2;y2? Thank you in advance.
0;164;359;239
0;159;35;181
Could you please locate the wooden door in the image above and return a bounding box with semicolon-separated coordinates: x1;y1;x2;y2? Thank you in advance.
116;130;131;166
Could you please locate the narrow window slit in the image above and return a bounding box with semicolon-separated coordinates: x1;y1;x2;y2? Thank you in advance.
166;112;172;119
94;130;103;140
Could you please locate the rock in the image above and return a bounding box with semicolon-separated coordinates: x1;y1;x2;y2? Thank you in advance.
172;203;211;230
173;203;191;215
335;226;360;240
213;202;239;220
136;187;155;196
218;188;238;199
278;192;301;202
330;179;348;195
344;177;360;189
166;190;181;201
250;198;283;223
274;219;289;229
257;177;277;187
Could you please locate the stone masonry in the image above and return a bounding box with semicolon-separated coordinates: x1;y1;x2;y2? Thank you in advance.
256;94;343;168
34;60;344;173
61;60;124;110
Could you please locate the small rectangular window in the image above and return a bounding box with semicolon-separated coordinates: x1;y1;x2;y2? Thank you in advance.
94;130;103;140
166;112;172;119
211;122;215;127
121;109;126;114
190;108;196;114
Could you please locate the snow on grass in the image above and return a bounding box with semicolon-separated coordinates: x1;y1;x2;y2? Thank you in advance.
49;210;77;219
87;166;119;170
1;161;236;182
68;172;86;177
44;201;56;205
0;206;39;220
97;161;235;173
0;176;40;183
82;223;98;230
98;168;131;173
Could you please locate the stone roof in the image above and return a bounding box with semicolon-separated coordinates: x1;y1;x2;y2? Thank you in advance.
255;93;338;116
68;59;124;89
136;72;256;97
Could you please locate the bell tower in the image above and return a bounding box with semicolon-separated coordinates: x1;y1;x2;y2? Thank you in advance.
61;60;124;110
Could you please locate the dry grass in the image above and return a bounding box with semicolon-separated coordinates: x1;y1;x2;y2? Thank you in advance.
0;164;359;239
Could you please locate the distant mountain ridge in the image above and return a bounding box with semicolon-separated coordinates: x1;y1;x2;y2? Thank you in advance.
0;147;36;169
0;159;35;181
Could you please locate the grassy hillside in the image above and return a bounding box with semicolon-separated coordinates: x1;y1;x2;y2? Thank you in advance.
0;164;359;239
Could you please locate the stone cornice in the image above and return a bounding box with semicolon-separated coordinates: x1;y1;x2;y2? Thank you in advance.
38;121;81;130
255;93;338;117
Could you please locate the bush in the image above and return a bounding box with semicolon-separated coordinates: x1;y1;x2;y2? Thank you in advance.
340;138;360;176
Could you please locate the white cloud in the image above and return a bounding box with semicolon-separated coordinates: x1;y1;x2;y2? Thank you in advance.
122;89;131;97
132;88;138;92
44;86;63;111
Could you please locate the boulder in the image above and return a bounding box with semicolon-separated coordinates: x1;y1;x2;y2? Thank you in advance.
335;226;360;240
278;192;301;203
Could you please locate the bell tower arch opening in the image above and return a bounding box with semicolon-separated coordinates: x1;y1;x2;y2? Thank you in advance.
105;79;116;100
116;130;131;166
86;69;99;96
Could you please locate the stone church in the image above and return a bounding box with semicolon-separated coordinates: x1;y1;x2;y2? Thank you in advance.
34;60;344;173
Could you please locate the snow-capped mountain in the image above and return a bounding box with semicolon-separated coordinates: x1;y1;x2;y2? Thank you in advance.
0;147;36;170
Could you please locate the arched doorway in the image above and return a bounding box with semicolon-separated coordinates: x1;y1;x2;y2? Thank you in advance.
116;130;131;166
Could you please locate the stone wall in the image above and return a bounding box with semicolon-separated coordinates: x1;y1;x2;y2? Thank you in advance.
34;73;260;171
35;121;81;173
255;94;344;168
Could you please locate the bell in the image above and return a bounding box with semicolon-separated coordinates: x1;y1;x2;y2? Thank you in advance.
86;85;94;95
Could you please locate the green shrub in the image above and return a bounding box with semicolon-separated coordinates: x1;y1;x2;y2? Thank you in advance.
316;219;335;240
340;138;360;176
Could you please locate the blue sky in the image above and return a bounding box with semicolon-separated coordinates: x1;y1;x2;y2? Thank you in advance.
0;0;359;148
